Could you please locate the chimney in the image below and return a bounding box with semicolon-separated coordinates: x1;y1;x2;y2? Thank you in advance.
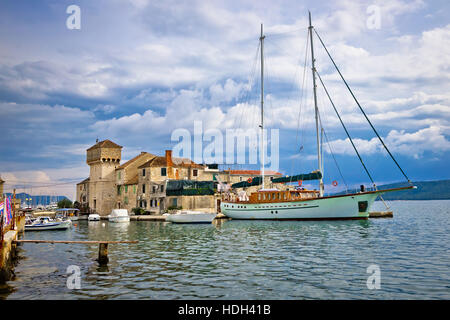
165;150;173;167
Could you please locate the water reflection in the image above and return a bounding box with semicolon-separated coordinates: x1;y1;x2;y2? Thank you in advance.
2;201;450;299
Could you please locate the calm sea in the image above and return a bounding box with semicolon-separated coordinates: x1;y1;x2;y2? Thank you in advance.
1;200;449;299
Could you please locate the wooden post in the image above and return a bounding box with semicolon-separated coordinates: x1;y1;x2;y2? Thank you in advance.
98;242;109;265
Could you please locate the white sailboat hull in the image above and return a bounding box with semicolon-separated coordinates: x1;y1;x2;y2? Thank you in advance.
221;192;379;220
165;211;216;224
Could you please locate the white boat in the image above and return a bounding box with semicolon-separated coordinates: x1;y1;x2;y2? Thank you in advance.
165;210;216;224
221;14;414;221
88;213;101;221
25;216;72;231
55;208;80;221
108;209;130;223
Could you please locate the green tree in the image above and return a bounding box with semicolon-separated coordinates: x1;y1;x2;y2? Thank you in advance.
57;198;73;208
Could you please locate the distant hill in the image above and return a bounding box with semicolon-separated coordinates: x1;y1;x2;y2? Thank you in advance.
4;193;68;206
331;180;450;200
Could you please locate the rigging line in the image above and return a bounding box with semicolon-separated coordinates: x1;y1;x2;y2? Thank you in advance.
315;70;377;188
317;110;350;193
316;76;349;192
266;27;308;39
237;41;260;131
290;29;310;176
313;28;411;184
8;182;88;190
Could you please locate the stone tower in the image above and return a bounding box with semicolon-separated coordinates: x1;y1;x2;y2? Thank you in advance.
86;139;122;215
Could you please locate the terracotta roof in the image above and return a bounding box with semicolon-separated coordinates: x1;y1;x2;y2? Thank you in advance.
124;174;138;185
117;152;156;170
87;139;122;151
138;156;204;169
77;177;90;185
225;170;282;176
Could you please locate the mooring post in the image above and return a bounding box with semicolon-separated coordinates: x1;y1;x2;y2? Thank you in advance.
98;242;109;265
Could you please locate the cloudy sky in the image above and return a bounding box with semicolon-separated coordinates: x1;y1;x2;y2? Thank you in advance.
0;0;449;199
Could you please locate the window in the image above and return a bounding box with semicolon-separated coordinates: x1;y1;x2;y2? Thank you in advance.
161;185;164;193
142;184;146;194
161;167;167;176
133;185;136;194
193;169;198;177
117;185;121;196
142;169;146;177
118;171;121;180
153;185;157;193
172;198;177;207
125;185;128;193
124;196;128;205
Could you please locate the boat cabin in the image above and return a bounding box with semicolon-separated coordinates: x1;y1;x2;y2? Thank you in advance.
223;189;320;204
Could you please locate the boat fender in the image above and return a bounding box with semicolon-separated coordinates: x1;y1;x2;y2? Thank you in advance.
298;180;303;186
247;178;252;183
332;180;338;186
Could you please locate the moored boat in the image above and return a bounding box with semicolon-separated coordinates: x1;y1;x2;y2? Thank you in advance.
88;213;101;221
165;210;216;224
108;209;130;223
25;216;72;231
55;208;80;221
220;14;415;221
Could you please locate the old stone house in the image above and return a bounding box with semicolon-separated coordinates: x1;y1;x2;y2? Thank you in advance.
115;152;156;213
76;139;282;216
137;150;214;214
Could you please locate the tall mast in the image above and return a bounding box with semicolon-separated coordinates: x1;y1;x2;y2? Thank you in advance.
260;23;265;190
308;12;324;197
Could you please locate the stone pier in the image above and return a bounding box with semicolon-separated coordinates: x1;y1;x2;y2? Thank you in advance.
0;216;25;283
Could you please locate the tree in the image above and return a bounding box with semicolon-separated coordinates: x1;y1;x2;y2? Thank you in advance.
58;198;73;208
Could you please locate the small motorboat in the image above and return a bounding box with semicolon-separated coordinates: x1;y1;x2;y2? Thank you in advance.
165;210;216;224
25;216;72;231
88;213;101;221
108;209;130;223
55;208;80;221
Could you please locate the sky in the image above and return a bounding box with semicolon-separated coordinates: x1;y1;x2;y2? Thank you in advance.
0;0;449;200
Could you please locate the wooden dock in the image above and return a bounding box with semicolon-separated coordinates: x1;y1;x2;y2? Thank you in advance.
369;211;393;218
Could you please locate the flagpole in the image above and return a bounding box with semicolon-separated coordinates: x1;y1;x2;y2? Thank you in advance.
12;189;16;230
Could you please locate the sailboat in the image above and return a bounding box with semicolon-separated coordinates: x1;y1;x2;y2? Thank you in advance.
220;13;415;220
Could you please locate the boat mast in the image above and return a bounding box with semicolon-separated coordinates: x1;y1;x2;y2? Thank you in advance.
308;12;324;197
260;23;265;190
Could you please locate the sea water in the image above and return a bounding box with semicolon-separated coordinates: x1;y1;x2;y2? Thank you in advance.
1;200;449;299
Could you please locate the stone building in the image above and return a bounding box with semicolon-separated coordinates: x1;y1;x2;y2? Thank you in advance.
78;139;123;216
76;139;283;216
115;152;156;213
137;150;213;214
